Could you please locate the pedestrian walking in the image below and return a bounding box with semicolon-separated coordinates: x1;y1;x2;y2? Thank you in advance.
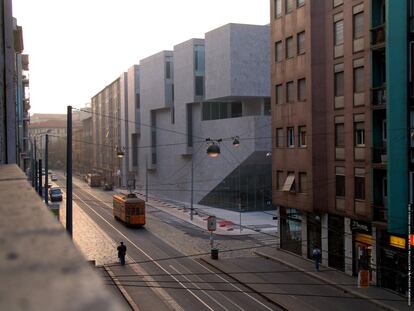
117;241;127;266
312;245;321;271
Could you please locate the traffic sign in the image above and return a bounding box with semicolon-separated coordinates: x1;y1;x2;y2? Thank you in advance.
207;216;216;231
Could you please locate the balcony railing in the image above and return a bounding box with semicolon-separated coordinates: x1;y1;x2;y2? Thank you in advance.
372;146;387;164
371;24;386;48
371;86;386;107
373;204;388;223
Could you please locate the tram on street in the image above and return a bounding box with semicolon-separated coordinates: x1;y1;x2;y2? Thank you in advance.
86;173;102;187
113;193;146;227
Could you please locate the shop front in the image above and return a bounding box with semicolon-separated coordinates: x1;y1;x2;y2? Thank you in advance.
280;206;302;255
377;230;408;295
307;213;321;259
328;215;345;271
350;219;373;277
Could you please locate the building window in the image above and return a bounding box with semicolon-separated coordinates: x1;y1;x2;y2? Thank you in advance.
286;36;294;59
334;20;344;46
297;31;306;55
195;76;204;96
298;78;306;101
165;61;172;79
334;71;344;97
333;0;343;7
335;168;345;197
354;169;365;200
285;0;293;14
354;122;365;146
335;123;345;147
298;126;306;147
298;172;307;193
276;128;284;147
264;98;271;116
297;0;305;7
286;81;295;103
285;171;296;192
353;12;364;39
287;127;295;147
277;171;284;190
354;66;364;93
132;134;138;167
275;41;283;62
276;84;283;104
135;94;140;109
275;0;282;18
202;102;242;121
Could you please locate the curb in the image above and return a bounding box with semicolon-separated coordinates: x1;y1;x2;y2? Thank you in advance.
199;257;290;311
103;265;141;311
253;250;399;311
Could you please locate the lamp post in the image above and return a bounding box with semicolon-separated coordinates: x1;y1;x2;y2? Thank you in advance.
116;146;125;188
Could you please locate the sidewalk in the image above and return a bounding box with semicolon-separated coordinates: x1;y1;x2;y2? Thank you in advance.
253;246;411;311
125;189;277;236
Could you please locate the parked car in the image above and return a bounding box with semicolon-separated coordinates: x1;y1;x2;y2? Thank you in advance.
51;174;58;181
49;187;63;202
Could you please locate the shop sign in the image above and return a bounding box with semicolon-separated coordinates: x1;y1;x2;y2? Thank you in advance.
410;234;414;247
351;219;371;233
390;236;406;249
207;216;216;232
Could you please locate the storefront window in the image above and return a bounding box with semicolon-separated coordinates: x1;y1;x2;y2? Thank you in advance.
280;207;302;255
328;215;345;271
307;214;321;259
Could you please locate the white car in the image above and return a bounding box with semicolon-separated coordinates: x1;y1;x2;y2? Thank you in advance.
51;174;58;181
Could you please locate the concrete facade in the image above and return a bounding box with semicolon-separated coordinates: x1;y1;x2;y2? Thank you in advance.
131;23;271;211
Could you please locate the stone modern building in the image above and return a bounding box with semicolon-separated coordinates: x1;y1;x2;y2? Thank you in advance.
133;23;272;211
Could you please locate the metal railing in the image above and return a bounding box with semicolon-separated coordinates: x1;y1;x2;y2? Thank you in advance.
373;204;387;223
371;24;386;47
371;86;386;107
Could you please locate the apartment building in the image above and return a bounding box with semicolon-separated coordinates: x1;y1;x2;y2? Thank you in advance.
0;1;30;170
91;78;123;185
271;0;412;294
132;23;271;211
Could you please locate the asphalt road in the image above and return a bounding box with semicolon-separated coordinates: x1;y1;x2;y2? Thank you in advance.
53;174;384;311
55;175;282;311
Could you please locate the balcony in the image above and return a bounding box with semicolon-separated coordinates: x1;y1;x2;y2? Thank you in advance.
373;204;388;224
371;24;386;50
371;86;386;108
372;146;387;167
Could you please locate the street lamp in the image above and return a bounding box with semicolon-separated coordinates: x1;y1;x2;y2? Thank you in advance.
206;138;222;158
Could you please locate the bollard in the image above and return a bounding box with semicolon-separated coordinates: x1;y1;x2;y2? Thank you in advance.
211;248;219;260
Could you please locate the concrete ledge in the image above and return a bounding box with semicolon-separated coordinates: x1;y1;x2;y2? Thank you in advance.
0;165;125;310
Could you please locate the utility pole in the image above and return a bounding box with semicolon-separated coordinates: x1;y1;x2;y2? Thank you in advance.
409;172;414;306
190;155;194;221
44;134;49;205
31;140;35;187
38;159;42;197
145;155;148;202
66;106;73;237
34;138;37;191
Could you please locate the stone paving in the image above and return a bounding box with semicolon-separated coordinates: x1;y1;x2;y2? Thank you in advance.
59;199;118;266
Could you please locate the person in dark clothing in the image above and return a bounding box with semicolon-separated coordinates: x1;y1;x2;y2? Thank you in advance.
117;242;127;266
312;245;322;271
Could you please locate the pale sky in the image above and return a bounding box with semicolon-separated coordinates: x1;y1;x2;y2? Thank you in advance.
12;0;270;114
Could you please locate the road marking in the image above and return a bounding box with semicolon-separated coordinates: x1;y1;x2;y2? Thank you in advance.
194;260;275;311
73;192;214;311
171;262;245;311
104;265;141;311
65;178;275;311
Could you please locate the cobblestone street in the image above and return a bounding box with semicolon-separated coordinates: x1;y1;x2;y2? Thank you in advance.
59;199;118;266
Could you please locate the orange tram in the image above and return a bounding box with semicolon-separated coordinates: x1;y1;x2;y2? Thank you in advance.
113;193;146;227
